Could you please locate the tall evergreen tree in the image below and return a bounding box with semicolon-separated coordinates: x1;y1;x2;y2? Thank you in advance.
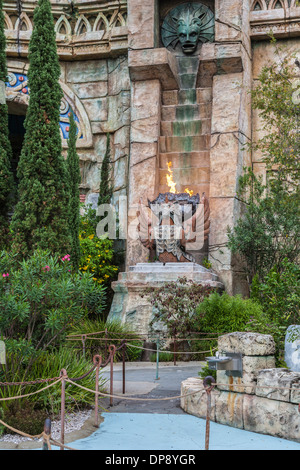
0;0;14;248
98;133;113;207
67;112;81;270
11;0;71;257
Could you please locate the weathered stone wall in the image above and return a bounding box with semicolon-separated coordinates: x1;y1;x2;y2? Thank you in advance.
181;332;300;442
5;55;131;211
62;56;131;207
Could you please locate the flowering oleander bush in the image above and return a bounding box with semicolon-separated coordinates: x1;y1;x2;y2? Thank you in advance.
0;249;106;355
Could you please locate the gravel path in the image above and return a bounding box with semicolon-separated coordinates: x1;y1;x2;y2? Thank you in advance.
0;409;92;444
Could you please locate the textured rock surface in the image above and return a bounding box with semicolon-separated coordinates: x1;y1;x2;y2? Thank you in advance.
218;332;276;356
181;333;300;442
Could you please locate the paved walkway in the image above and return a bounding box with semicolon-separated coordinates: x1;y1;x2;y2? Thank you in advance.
67;362;300;451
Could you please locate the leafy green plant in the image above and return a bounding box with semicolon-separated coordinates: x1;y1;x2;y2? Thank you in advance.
194;292;265;334
145;277;213;338
79;204;119;288
67;319;143;362
0;347;105;423
251;259;300;326
227;44;300;287
0;249;106;356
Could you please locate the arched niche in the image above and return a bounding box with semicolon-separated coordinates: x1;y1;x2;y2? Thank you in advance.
5;70;93;149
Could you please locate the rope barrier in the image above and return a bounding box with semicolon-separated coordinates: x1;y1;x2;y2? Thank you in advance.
65;377;204;401
0;377;63;402
125;342;217;355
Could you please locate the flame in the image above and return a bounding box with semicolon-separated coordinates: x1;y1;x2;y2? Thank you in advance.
166;162;194;196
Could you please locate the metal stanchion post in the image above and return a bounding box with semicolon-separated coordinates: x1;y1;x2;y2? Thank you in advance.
156;338;160;380
60;369;68;451
203;376;216;451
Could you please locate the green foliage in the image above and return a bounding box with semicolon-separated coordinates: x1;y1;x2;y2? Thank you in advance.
67;112;81;270
1;401;48;436
248;259;300;365
79;205;118;286
251;259;300;326
198;363;216;382
145;277;213;338
67;318;143;362
0;249;106;354
250;47;299;190
227;44;300;287
10;0;71;258
98;133;113;207
194;292;265;334
0;347;105;418
0;0;15;248
227;169;299;284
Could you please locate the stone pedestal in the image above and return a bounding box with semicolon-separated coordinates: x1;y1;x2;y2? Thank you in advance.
107;262;224;336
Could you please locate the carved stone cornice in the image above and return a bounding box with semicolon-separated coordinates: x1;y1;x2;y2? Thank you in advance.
250;7;300;39
3;0;128;59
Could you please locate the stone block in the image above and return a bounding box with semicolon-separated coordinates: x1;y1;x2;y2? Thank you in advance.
181;377;220;421
211;73;243;134
66;60;108;83
128;49;178;90
128;0;157;50
81;97;108;122
162;90;178;106
217;356;276;395
215;391;244;429
108;56;130;96
218;332;276;357
70;81;108;99
243;394;300;441
256;368;300;403
285;325;300;372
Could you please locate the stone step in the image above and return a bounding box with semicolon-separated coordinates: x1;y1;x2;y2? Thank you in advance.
159;166;210;186
162;87;212;106
123;271;220;283
161;119;211;137
160;135;210;153
161;104;211;122
178;89;197;105
160;151;210;169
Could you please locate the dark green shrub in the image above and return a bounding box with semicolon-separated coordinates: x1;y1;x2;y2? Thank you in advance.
2;401;48;436
192;293;265;356
194;292;265;334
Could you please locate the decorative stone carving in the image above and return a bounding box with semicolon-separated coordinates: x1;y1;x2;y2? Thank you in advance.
5;71;93;148
161;2;215;54
137;192;210;263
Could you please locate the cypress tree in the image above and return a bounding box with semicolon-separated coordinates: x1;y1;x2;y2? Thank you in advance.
67;112;81;270
11;0;71;257
98;133;113;207
0;0;14;248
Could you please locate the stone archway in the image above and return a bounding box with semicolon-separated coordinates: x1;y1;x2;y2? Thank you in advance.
5;70;93;149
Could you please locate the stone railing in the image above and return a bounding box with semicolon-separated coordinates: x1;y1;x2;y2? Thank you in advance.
3;0;128;59
181;332;300;443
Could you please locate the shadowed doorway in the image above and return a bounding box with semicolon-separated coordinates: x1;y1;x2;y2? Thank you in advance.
8;113;26;184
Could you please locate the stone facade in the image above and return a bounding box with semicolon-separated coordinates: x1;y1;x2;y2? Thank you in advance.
181;332;300;442
4;0;300;297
